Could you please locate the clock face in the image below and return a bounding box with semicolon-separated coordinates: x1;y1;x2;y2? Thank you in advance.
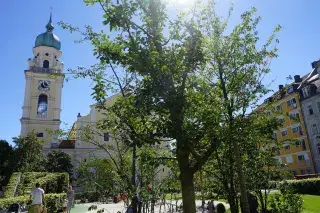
38;80;50;91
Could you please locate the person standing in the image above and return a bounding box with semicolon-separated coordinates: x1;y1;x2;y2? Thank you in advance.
207;200;215;213
66;186;74;213
29;183;45;213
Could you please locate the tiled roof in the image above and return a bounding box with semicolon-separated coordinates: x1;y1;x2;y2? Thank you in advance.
59;140;75;149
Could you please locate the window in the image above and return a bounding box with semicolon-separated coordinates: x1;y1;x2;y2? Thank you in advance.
272;132;277;140
278;157;283;164
317;143;320;154
286;155;293;163
317;102;320;112
290;112;299;120
104;132;110;142
43;60;49;68
302;140;306;150
307;169;312;174
281;129;288;137
302;86;311;98
45;53;49;56
287;98;297;108
300;170;305;175
276;104;282;111
284;144;290;150
295;140;301;147
266;111;271;116
298;155;305;161
292;126;301;134
37;94;48;115
312;124;318;135
292;171;297;176
308;104;314;115
278;117;285;124
36;132;43;138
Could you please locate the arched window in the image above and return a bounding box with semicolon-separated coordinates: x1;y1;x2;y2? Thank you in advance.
37;94;48;115
43;60;49;68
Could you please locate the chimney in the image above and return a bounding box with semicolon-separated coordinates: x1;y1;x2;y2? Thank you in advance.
294;75;301;83
312;61;318;69
279;85;284;90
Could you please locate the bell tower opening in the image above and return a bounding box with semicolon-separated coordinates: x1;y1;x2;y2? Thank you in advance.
37;94;48;115
43;60;49;68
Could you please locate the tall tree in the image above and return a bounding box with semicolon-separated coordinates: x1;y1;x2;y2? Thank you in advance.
46;150;74;176
60;0;280;212
13;131;45;172
78;158;121;197
200;3;281;212
0;140;14;187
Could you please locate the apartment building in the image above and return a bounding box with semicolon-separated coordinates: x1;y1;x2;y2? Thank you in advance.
262;78;315;176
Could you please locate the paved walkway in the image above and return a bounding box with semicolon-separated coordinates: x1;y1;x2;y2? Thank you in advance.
0;200;229;213
71;200;230;213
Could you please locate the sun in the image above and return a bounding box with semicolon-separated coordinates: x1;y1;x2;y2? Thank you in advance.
162;0;197;9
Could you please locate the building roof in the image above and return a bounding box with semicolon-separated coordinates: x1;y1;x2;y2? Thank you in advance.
34;12;61;50
298;60;320;101
59;140;75;149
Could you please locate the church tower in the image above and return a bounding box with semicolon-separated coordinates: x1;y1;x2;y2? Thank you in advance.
20;12;64;149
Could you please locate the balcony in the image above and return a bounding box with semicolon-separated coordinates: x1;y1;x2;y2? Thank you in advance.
26;66;60;74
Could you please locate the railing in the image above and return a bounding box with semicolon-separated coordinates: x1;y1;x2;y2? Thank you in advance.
26;66;60;74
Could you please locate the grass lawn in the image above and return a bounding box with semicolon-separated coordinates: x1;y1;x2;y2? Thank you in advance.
302;195;320;213
223;195;320;213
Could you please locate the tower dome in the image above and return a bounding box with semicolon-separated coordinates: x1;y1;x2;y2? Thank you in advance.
35;13;61;50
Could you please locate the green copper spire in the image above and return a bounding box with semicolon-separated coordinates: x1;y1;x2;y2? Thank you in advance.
45;9;54;32
34;9;61;50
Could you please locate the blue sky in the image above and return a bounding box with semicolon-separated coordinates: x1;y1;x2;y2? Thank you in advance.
0;0;319;143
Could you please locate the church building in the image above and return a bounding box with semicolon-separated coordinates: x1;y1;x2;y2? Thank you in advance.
20;14;170;180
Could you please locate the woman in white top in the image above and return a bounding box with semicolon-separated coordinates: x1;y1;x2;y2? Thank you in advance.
66;186;74;213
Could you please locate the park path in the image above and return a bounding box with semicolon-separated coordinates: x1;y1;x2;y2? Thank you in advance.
71;200;230;213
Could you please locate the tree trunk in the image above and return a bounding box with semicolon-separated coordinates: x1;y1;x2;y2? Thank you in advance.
180;171;196;213
228;193;238;213
132;144;138;213
200;170;205;203
233;140;250;213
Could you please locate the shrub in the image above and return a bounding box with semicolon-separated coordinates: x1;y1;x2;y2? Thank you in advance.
4;173;21;198
15;172;69;196
279;178;320;195
268;186;303;213
0;193;66;213
0;195;28;210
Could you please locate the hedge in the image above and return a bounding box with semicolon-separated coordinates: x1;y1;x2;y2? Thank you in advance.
0;193;66;213
279;178;320;195
15;172;69;196
3;173;21;198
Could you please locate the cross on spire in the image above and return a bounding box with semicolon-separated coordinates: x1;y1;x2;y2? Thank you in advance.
46;7;54;32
